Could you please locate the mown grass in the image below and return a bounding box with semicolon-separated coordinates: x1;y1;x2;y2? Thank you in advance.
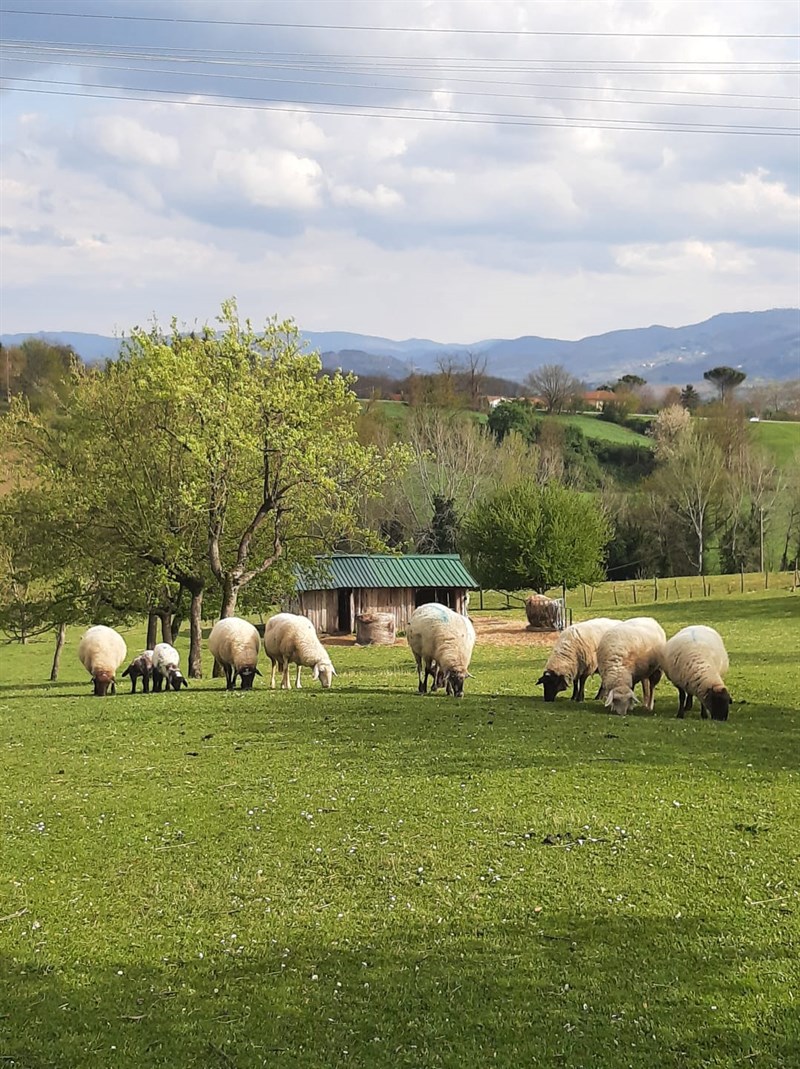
1;590;799;1068
749;421;800;468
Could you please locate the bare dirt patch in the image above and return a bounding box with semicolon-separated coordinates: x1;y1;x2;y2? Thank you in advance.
324;616;560;649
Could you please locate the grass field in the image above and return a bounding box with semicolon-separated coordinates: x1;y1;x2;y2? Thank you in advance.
749;421;800;467
2;591;799;1068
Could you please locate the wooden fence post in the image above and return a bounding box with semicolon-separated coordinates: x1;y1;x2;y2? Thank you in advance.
740;566;745;594
479;588;484;610
653;577;658;602
613;585;618;606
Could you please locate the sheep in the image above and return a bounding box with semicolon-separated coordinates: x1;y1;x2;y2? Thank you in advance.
78;624;127;697
121;650;154;693
263;612;336;690
662;625;731;721
596;617;667;716
208;617;262;690
536;617;620;702
407;603;476;698
151;642;188;692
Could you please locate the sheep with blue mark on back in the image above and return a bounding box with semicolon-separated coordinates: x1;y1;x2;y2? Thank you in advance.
662;625;731;721
407;603;476;698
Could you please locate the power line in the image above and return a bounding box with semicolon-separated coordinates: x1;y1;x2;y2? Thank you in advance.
5;41;798;101
2;7;799;39
5;81;797;136
4;54;797;113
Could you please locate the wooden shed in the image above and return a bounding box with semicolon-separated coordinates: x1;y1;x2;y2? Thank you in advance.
286;554;477;636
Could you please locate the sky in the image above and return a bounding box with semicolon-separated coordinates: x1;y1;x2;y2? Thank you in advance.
1;0;798;343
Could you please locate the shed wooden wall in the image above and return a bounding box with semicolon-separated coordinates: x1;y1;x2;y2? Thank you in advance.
286;587;469;634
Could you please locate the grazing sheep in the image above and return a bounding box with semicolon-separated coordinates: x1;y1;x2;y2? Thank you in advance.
263;612;336;689
663;625;731;721
407;603;476;698
151;642;188;692
596;617;667;716
121;650;154;693
78;625;127;697
208;617;262;690
536;617;620;702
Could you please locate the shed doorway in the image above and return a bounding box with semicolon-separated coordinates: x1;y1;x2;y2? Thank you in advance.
414;587;454;609
337;588;353;633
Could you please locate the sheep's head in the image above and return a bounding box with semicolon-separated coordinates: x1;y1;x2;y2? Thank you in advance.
92;670;115;697
313;662;336;689
537;670;568;702
445;669;472;698
706;685;731;721
167;668;189;691
239;665;261;690
604;686;639;716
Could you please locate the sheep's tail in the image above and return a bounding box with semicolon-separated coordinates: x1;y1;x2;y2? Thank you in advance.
121;665;132;677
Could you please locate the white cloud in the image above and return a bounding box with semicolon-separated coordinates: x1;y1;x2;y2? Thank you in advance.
87;116;180;168
211;147;324;209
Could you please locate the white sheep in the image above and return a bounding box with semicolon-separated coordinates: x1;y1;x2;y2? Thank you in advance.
596;616;667;716
407;603;476;698
121;650;154;693
263;612;336;689
662;625;731;721
151;642;188;692
78;624;127;697
208;617;262;690
536;617;620;702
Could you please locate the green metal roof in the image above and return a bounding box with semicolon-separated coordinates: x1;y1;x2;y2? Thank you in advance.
295;554;476;592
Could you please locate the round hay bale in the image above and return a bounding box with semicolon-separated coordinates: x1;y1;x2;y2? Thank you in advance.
525;594;560;631
355;612;396;646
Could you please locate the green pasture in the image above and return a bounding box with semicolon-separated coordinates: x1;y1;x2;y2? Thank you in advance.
749;420;800;467
1;590;799;1068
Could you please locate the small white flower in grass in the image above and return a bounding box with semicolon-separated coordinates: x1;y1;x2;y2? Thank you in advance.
117;970;123;975
673;801;681;808
311;974;319;981
32;921;41;930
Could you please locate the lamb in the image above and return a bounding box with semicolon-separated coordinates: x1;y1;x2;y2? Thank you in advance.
407;603;476;698
151;642;188;692
78;624;127;697
662;625;731;721
121;650;154;693
208;617;262;690
596;616;667;716
536;617;620;702
263;612;336;689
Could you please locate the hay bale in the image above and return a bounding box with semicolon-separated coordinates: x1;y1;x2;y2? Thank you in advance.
355;612;396;646
525;594;561;631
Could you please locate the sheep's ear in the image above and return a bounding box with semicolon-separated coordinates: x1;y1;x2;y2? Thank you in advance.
604;690;615;708
536;675;546;685
254;667;262;676
331;666;337;676
466;672;474;678
312;664;320;680
182;677;189;688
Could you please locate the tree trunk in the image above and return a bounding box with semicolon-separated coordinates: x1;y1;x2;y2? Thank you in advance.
188;587;203;679
159;610;173;645
50;622;67;681
146;612;159;649
220;580;238;619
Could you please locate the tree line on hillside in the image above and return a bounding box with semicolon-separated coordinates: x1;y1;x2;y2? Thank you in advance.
1;311;799;679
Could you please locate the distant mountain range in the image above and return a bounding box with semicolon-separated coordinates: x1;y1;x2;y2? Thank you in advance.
3;309;798;386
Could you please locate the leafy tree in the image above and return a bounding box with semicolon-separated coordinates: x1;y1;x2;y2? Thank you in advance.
679;384;701;411
598;391;638;425
460;482;611;592
616;374;647;389
523;364;583;414
487;399;538;442
703;366;747;402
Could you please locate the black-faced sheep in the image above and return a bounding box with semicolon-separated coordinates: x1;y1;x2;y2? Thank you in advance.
407;603;476;698
208;617;262;690
78;625;127;697
662;625;731;721
263;612;336;689
121;650;154;693
536;617;620;702
151;642;188;692
596;617;667;716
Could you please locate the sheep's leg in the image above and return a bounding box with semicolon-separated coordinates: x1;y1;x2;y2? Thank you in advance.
645;672;659;711
281;662;291;689
641;678;651;710
224;664;235;691
415;656;426;694
571;679;579;701
143;673;150;694
424;659;436;694
676;688;687;718
296;664;302;689
700;702;709;720
270;659;277;689
685;694;694;711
